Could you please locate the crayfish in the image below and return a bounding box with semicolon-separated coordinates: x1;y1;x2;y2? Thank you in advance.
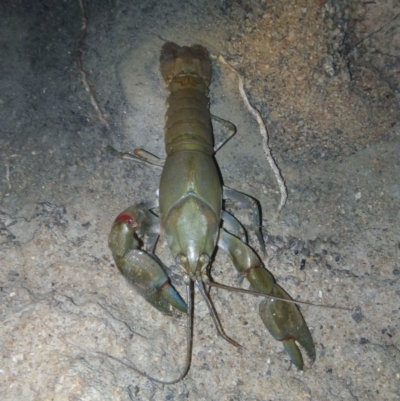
107;42;316;383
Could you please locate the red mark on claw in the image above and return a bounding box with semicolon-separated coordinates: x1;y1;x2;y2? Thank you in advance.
115;212;136;226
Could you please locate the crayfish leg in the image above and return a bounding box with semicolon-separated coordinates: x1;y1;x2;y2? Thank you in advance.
222;186;265;253
221;210;247;243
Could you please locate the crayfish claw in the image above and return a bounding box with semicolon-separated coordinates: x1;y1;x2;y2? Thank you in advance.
115;248;187;315
282;338;304;370
218;229;315;370
109;203;187;315
259;286;316;370
158;281;188;314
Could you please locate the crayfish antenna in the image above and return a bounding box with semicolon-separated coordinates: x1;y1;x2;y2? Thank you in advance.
207;279;353;311
196;279;243;349
97;281;194;385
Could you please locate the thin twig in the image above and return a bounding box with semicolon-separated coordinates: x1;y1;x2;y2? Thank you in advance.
75;0;110;130
218;56;287;214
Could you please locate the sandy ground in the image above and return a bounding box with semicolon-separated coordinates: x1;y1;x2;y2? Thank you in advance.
1;1;399;400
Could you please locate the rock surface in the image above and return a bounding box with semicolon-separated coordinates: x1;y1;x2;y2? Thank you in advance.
1;1;399;400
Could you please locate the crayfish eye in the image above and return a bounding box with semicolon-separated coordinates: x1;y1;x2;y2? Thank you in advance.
199;253;210;277
176;254;187;266
199;253;210;264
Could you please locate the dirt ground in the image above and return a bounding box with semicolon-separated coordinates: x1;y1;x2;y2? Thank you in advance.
1;1;399;400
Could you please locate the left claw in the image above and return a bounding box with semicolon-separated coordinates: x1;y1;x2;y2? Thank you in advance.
108;204;187;315
218;229;315;369
259;285;316;369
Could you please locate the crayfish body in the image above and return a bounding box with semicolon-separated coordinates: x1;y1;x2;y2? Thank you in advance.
108;42;315;382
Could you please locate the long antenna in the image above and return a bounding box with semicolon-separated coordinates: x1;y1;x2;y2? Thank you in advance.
97;281;194;384
196;279;242;348
206;279;353;311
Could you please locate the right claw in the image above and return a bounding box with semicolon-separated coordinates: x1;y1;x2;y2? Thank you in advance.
108;204;187;315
